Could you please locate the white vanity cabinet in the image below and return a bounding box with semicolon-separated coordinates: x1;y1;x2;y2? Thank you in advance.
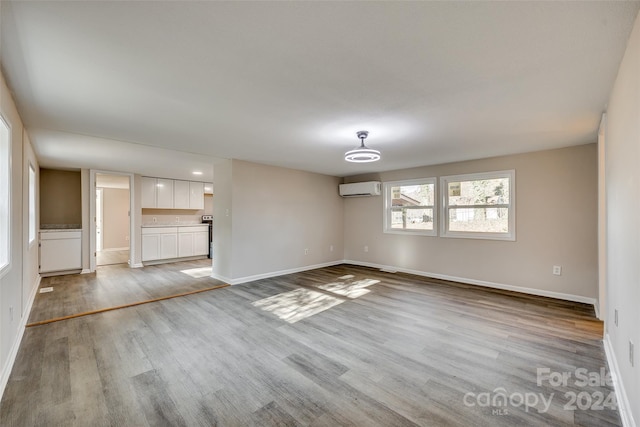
40;230;82;274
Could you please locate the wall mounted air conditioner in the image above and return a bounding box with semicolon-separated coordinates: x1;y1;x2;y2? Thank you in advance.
339;181;382;197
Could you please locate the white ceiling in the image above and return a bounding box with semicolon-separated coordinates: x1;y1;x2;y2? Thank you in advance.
1;1;639;179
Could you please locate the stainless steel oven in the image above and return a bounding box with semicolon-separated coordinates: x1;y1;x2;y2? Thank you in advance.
202;215;213;259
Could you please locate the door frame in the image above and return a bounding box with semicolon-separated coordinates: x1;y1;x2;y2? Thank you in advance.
89;170;136;272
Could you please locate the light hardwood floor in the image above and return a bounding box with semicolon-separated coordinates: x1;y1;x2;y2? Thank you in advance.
96;249;130;266
1;263;620;426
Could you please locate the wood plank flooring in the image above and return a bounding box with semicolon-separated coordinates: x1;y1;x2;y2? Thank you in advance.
96;249;130;266
29;259;223;324
2;264;619;426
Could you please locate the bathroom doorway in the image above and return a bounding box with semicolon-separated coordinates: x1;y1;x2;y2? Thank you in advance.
95;173;130;266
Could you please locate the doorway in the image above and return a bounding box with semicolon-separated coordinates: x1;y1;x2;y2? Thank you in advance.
96;173;130;266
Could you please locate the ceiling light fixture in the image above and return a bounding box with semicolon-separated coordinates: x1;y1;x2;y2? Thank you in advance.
192;171;203;175
345;130;381;163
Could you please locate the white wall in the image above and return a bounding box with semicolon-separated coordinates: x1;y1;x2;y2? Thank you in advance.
344;144;598;303
212;159;233;281
213;159;344;284
0;68;40;399
604;9;640;426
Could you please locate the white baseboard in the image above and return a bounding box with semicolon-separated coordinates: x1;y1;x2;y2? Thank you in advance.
130;263;144;268
81;268;92;274
604;334;636;427
98;247;129;252
0;274;41;403
213;260;344;285
343;260;597;305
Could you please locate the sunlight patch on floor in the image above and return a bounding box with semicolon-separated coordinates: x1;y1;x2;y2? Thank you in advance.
252;288;343;324
180;266;212;278
318;278;380;298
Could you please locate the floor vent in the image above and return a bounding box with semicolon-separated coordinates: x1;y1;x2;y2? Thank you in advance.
39;287;54;293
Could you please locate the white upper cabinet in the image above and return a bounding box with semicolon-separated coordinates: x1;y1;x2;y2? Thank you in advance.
156;178;174;208
141;177;157;208
174;180;190;209
189;181;205;210
141;176;206;210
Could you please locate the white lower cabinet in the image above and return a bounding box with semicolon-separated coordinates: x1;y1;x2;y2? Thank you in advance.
178;226;209;257
142;227;178;261
143;225;208;262
40;230;82;274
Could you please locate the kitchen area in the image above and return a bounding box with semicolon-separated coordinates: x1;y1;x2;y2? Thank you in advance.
39;169;213;276
140;176;213;263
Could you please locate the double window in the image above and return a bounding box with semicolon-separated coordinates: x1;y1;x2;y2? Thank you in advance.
384;178;436;236
440;170;515;240
383;170;515;241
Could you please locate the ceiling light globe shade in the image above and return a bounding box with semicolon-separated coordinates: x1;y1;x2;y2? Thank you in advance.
344;147;381;163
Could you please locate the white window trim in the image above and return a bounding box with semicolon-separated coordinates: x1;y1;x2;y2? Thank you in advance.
383;177;437;236
440;170;516;241
0;114;12;278
28;163;36;246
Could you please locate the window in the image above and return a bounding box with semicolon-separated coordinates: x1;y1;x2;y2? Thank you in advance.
440;170;515;240
384;178;436;236
0;115;10;273
29;164;36;244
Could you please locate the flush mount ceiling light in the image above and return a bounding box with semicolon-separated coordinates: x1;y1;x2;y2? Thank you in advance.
345;130;381;163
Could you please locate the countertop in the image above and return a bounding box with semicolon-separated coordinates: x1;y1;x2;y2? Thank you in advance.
141;223;208;228
40;224;82;230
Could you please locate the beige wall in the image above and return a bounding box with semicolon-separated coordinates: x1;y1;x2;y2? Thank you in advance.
604;9;640;426
39;168;81;226
344;144;598;302
0;66;40;399
213;159;344;283
101;188;130;250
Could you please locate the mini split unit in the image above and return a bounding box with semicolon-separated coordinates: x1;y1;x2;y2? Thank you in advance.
339;181;381;197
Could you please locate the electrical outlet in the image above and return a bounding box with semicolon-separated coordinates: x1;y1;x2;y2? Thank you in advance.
153;217;157;223
125;235;129;241
614;309;618;326
304;248;309;255
552;265;562;276
176;216;180;222
630;341;634;367
330;245;334;252
364;245;369;253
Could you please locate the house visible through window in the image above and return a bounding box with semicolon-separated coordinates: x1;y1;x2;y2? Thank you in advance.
29;164;36;244
440;170;515;240
0;115;10;274
384;178;436;236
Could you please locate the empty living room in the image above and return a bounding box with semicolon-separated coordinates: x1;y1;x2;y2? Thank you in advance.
1;1;639;426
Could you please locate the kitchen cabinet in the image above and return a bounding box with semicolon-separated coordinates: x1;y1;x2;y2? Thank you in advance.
141;177;157;208
174;180;190;209
141;176;205;210
177;225;209;257
40;230;82;274
142;225;208;262
156;178;174;208
142;227;178;261
189;182;205;210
